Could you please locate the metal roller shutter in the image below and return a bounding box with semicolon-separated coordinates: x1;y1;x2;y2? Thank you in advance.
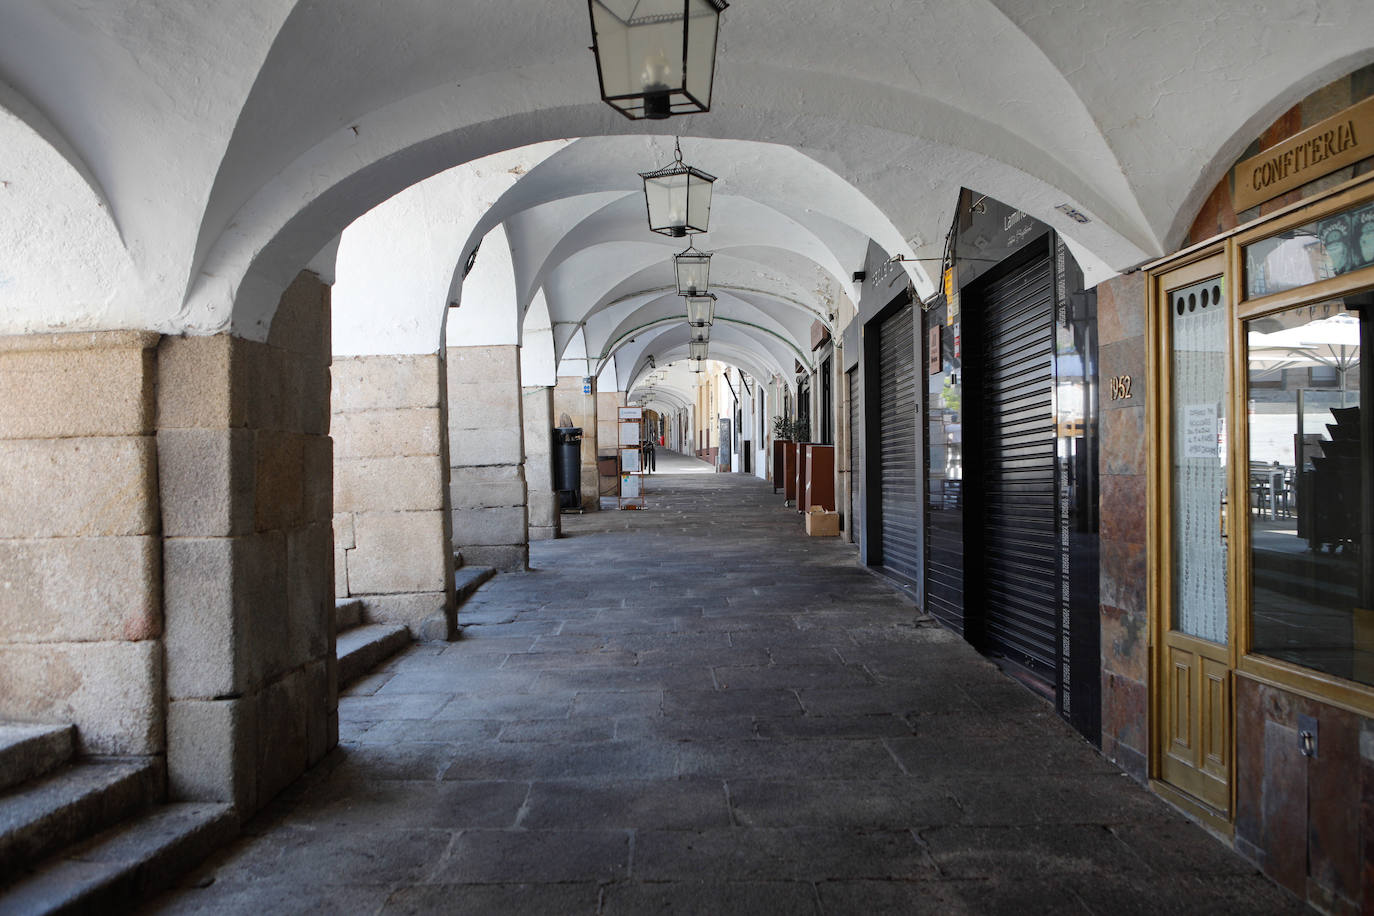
847;367;862;540
979;256;1058;678
924;305;964;633
878;302;920;584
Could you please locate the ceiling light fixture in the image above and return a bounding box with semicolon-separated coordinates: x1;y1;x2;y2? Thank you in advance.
684;293;716;327
639;138;716;237
587;0;728;120
674;243;712;295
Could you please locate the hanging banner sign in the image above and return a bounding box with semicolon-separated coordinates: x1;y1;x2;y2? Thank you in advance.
928;325;941;376
1234;95;1374;212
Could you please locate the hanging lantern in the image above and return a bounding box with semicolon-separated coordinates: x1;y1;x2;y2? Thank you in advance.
587;0;728;121
639;139;716;237
684;293;716;327
690;324;710;345
689;339;708;361
674;245;712;295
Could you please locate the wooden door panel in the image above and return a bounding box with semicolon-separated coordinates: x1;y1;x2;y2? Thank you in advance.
1167;648;1193;758
1160;633;1230;812
1201;656;1231;783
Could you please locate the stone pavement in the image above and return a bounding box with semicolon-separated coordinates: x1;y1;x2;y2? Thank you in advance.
145;457;1307;915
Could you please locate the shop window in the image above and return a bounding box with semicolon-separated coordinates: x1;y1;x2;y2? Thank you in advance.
1245;297;1370;685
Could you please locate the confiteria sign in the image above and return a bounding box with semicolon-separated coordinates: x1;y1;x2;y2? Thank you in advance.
1234;95;1374;212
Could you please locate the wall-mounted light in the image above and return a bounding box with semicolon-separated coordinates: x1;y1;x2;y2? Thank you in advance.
674;244;712;295
588;0;728;120
639;139;715;237
685;293;716;327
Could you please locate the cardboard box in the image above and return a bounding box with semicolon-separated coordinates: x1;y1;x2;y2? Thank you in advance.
805;509;840;537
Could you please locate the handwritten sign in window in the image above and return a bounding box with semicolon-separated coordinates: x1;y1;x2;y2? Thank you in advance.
1182;405;1219;459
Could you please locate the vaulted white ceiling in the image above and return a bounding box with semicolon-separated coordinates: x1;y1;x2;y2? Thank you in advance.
1;0;1371;352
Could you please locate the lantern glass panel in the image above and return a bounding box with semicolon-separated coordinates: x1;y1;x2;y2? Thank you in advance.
689;340;708;361
685;295;715;326
675;250;711;295
684;0;722;108
690;325;710;344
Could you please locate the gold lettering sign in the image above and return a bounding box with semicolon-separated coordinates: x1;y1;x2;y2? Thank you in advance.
1235;95;1374;212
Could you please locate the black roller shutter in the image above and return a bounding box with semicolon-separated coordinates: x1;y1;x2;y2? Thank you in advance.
978;256;1057;678
924;304;964;633
847;367;862;540
878;302;920;583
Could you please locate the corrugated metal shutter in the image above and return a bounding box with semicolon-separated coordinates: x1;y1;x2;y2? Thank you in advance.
878;302;920;584
979;256;1057;677
924;306;964;633
847;367;861;540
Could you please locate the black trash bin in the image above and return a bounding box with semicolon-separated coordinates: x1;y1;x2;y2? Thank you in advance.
554;426;583;510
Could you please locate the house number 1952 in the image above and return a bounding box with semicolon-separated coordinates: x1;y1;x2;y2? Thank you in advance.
1109;375;1133;400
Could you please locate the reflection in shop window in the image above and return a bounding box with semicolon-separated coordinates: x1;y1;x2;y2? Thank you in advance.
1246;296;1370;685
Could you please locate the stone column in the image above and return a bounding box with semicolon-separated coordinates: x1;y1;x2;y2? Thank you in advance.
0;331;163;759
159;271;336;814
553;376;599;511
522;386;561;541
332;353;456;640
597;389;626;455
447;345;529;570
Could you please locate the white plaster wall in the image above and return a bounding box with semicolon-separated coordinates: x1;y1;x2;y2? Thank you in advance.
519;291;557;388
332;143;567;357
446;227;519;348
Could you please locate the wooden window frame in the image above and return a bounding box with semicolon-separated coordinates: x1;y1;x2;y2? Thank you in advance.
1148;170;1374;731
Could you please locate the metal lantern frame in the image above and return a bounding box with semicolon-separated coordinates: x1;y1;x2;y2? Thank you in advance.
587;0;729;121
689;324;710;345
688;339;709;361
638;139;716;238
674;244;712;295
684;293;716;327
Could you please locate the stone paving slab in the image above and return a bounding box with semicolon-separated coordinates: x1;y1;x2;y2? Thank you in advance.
145;467;1309;915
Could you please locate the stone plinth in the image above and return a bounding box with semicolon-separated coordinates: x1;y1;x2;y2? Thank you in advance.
447;345;528;570
522;386;561;541
0;330;163;758
160;271;337;814
332;353;456;640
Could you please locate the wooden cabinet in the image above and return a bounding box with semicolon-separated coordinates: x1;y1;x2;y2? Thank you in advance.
782;442;798;502
804;444;836;512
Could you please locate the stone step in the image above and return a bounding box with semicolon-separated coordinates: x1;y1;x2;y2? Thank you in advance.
454;565;496;605
334;598;365;632
0;802;235;916
0;760;160;884
336;623;411;687
0;724;75;794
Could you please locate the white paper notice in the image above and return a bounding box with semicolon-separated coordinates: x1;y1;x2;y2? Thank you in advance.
1182;405;1219;459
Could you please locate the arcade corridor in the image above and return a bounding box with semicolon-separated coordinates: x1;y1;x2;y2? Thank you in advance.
144;462;1300;915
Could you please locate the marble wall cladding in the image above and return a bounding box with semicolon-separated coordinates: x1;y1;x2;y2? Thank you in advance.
1094;270;1149;783
1185;64;1374;244
1235;676;1372;913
